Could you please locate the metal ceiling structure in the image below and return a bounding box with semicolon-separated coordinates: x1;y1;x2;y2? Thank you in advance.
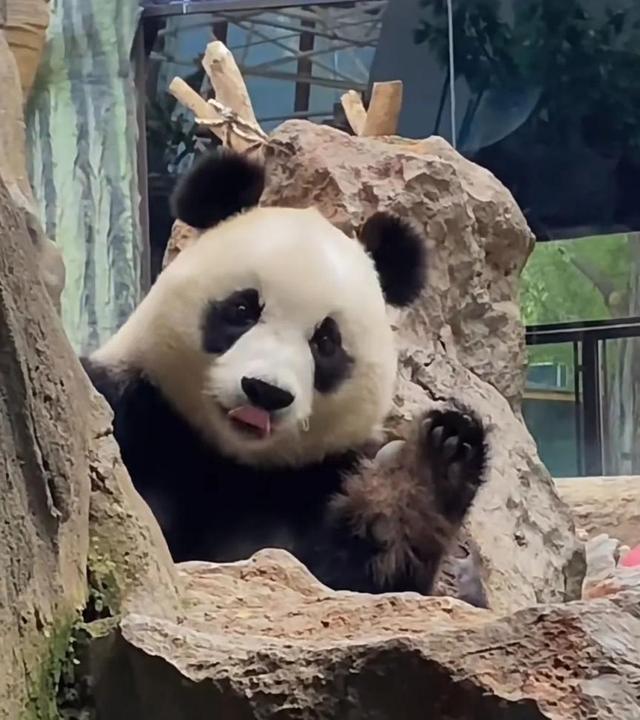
142;0;347;15
146;1;387;123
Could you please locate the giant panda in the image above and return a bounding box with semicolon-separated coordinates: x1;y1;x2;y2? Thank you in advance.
81;149;488;596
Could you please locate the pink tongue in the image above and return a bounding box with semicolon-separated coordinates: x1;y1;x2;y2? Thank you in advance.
228;406;271;437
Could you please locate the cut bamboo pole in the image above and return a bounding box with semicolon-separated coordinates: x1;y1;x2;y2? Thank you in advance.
340;89;367;136
201;40;258;127
362;80;403;137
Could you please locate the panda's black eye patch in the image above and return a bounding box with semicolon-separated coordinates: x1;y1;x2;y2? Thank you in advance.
310;317;353;393
202;288;262;354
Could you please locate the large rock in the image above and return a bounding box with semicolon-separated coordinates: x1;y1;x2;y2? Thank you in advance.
394;349;583;611
0;173;87;720
260;121;581;612
556;476;640;547
0;172;180;717
262;122;534;409
161;121;581;611
581;533;640;600
90;550;640;720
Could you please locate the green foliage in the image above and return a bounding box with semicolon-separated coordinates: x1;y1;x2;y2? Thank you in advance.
521;234;630;325
415;0;640;153
414;0;640;382
24;616;75;720
523;234;630;371
145;66;204;176
56;623;94;720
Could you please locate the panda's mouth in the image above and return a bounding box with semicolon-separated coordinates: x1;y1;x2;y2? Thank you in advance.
227;405;272;439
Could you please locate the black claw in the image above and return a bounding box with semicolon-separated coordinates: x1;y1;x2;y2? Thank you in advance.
418;406;488;521
430;425;445;449
442;436;459;461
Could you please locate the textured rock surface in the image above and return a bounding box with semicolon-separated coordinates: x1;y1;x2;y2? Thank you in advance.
161;121;581;611
393;349;583;611
262;122;534;409
260;122;581;612
86;388;183;620
0;173;87;719
581;533;640;600
0;174;180;717
556;476;640;547
91;550;640;720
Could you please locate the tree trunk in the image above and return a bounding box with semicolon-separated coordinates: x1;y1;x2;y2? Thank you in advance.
604;233;640;474
0;3;65;315
0;172;90;720
26;0;142;355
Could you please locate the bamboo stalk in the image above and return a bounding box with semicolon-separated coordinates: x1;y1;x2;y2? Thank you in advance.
362;80;403;137
201;40;258;127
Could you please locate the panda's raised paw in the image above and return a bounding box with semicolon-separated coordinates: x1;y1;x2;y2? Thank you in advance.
418;407;487;523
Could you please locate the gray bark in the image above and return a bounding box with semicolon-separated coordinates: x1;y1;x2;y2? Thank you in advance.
0;173;90;720
603;233;640;474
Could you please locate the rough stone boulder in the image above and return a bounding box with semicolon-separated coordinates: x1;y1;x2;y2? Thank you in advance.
556;476;640;547
259;121;582;612
581;533;640;601
90;550;640;720
0;172;180;717
262;122;532;409
161;121;582;611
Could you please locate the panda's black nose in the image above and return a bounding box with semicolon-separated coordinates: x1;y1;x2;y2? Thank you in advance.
241;377;295;411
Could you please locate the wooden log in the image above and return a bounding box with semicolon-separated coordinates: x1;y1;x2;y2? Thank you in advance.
0;24;64;313
168;76;267;154
362;80;403;137
5;0;49;98
168;76;217;126
340;89;367;135
201;40;258;127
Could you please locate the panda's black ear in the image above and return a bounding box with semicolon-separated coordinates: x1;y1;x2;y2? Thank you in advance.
170;149;265;230
358;211;427;307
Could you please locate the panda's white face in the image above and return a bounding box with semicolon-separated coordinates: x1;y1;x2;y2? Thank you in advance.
96;206;398;467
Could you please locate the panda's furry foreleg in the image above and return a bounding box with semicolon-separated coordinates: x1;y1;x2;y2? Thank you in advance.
327;405;488;596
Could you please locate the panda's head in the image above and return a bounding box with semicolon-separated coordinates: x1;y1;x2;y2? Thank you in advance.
97;150;427;467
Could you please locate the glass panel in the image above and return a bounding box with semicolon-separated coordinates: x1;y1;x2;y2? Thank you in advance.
441;0;640;241
144;2;386;279
523;343;582;477
377;0;452;141
600;336;640;474
521;233;637;325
